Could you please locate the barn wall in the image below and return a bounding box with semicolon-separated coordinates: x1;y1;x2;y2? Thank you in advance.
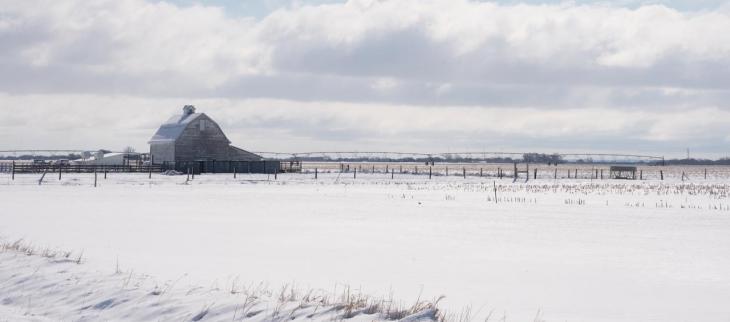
174;114;232;161
150;143;175;163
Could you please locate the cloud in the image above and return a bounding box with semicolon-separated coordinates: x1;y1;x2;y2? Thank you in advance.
0;0;729;156
1;94;728;158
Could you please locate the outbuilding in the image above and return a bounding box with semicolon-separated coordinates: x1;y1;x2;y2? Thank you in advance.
149;105;279;173
609;166;637;180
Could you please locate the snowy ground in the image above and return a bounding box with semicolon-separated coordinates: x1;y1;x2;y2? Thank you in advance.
1;171;730;321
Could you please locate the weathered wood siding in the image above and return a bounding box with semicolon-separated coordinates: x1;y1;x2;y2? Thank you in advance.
150;142;175;163
174;114;231;161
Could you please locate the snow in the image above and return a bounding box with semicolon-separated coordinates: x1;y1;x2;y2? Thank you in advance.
0;250;433;322
1;171;730;321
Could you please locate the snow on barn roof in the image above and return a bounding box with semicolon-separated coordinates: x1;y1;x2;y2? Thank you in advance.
148;106;203;143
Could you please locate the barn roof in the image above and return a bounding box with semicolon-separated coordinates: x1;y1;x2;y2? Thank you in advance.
148;109;203;143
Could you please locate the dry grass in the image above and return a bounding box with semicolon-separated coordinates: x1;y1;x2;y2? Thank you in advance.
0;237;456;321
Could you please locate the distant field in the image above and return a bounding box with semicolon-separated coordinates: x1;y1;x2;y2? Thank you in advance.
303;162;730;180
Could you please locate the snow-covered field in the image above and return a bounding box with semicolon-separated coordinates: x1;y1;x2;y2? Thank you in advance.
1;171;730;322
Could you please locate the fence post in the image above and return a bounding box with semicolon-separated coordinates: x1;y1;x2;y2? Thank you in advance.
315;168;318;180
187;167;191;181
415;166;418;174
94;170;97;187
149;164;152;179
574;169;577;179
386;165;389;173
372;165;375;174
400;165;403;174
429;166;432;179
660;170;664;180
480;168;483;177
234;166;237;179
705;168;707;180
274;169;278;180
58;164;62;180
493;181;498;204
554;168;557;179
446;166;449;176
354;168;357;179
11;161;15;180
534;168;537;180
640;170;643;180
513;163;517;179
391;168;394;179
600;169;603;180
463;167;466;179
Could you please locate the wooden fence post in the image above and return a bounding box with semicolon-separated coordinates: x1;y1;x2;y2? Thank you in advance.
513;163;517;179
94;170;97;187
660;170;664;180
58;164;62;180
705;168;707;180
274;169;278;180
600;169;603;180
234;166;237;179
415;166;418;174
148;165;152;179
640;170;643;180
493;181;498;204
480;168;483;177
315;168;318;180
534;168;537;180
554;168;557;179
11;161;15;180
446;166;449;176
391;168;394;179
429;166;432;179
354;168;357;179
463;167;466;179
574;169;577;179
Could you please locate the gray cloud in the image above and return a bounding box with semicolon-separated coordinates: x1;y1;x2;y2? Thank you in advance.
0;0;729;157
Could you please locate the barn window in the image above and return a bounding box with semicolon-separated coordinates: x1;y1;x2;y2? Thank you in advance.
200;120;206;131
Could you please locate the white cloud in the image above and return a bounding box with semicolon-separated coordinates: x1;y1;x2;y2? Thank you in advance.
1;0;729;156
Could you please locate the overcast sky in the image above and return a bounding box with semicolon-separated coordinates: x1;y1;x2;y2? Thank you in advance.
1;0;729;158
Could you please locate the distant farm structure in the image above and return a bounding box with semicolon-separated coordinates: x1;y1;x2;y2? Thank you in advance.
149;106;293;174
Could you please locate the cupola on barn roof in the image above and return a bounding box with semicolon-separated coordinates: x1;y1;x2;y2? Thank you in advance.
148;105;261;164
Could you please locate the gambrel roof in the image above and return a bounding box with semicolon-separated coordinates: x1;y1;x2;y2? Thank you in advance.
148;112;203;143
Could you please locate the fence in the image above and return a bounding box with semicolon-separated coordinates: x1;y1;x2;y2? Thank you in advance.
0;160;301;175
1;163;161;174
159;160;300;174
